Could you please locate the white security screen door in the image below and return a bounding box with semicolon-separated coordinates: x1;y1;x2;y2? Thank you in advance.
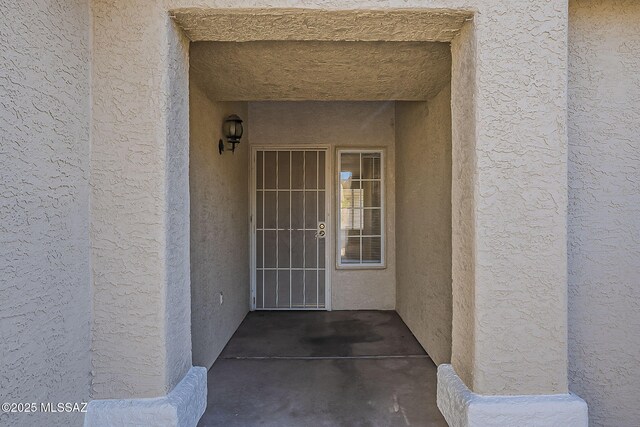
251;148;330;310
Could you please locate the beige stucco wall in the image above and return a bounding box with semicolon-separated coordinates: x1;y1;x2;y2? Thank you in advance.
249;102;396;310
0;0;581;419
165;7;194;397
0;1;92;426
396;87;452;366
450;20;477;393
189;82;250;369
449;1;570;395
568;1;640;425
91;0;192;399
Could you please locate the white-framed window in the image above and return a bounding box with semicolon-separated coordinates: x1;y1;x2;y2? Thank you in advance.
336;149;385;268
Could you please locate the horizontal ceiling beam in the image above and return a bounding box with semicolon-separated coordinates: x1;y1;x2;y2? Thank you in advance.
171;8;472;42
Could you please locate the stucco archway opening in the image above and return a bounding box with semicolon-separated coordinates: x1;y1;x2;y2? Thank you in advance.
174;7;470;424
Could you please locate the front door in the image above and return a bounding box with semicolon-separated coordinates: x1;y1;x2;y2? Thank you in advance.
251;147;330;310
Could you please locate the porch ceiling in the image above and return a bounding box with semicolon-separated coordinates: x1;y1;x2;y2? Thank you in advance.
190;41;451;101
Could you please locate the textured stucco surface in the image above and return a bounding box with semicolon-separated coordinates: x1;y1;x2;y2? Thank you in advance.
448;2;570;396
567;1;640;426
191;41;451;101
396;87;452;367
166;12;194;400
473;1;569;395
84;366;206;427
0;1;594;425
91;0;192;399
190;82;250;370
168;0;475;8
172;8;471;42
249;102;396;310
0;1;92;426
99;0;572;398
449;20;476;393
437;365;588;427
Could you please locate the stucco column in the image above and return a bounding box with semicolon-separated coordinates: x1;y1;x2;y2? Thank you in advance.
439;2;588;426
85;1;205;426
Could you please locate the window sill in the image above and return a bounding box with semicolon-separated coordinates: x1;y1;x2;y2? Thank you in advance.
336;264;387;270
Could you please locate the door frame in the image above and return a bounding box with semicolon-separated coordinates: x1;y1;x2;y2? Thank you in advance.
249;144;332;311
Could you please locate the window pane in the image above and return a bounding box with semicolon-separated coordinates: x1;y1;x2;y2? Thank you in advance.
363;208;381;236
340;234;361;264
362;237;381;263
361;152;381;180
362;181;381;207
340;153;360;179
341;208;363;231
340;180;362;209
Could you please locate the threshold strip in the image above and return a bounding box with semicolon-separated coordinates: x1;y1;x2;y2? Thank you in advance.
221;355;431;360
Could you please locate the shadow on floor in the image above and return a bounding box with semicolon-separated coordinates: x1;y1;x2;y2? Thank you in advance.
198;310;447;427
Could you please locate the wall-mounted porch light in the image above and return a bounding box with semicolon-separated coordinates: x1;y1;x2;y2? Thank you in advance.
219;114;244;154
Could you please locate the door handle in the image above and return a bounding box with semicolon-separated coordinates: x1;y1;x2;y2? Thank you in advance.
315;222;326;239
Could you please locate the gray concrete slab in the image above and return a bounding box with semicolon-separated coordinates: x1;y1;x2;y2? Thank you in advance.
199;358;446;427
220;310;427;358
199;311;446;427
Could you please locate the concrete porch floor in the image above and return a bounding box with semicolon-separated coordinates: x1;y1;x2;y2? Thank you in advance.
198;310;447;427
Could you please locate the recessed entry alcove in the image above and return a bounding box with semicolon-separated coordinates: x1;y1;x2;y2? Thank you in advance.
173;8;470;425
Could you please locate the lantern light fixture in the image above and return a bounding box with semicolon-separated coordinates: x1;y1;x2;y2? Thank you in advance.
219;114;244;154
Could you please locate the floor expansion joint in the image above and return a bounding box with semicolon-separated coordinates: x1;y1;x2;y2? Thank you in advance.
221;355;431;360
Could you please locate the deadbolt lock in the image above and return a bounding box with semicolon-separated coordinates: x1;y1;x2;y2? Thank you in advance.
316;222;326;239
